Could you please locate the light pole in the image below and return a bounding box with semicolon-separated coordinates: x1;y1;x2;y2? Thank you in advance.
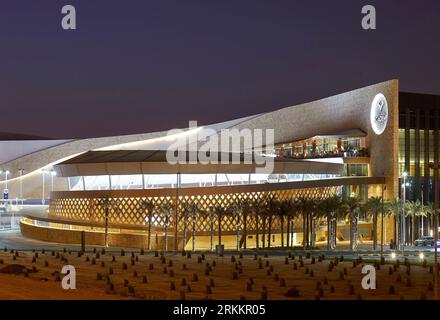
400;171;408;252
429;162;439;300
0;170;10;205
41;169;46;205
18;169;24;207
50;170;56;192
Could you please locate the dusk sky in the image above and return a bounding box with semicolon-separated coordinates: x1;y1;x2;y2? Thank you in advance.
1;0;439;139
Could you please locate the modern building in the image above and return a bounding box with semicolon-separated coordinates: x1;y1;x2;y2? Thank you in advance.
0;79;437;249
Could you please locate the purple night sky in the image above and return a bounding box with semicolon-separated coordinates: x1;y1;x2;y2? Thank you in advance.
0;0;439;139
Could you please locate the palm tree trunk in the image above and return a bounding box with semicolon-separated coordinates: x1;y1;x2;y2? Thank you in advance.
333;217;337;249
350;210;354;251
327;213;331;250
302;212;307;249
411;215;415;245
255;212;259;250
280;216;284;248
267;215;273;248
373;211;378;250
243;212;247;249
104;207;109;248
236;213;240;251
192;216;196;251
164;223;168;251
183;215;187;251
262;217;266;249
210;216;214;251
286;216;290;247
218;212;222;247
310;213;315;247
148;212;153;250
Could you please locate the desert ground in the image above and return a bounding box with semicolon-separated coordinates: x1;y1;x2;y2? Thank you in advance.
0;248;437;300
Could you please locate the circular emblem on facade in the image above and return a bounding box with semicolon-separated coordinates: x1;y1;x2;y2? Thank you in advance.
370;93;388;135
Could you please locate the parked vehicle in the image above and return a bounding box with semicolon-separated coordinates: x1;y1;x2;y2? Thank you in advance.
414;236;435;246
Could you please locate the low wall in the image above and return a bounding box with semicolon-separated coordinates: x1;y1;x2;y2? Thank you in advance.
20;219;182;250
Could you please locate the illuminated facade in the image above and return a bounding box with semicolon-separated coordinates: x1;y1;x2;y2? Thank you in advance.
2;79;434;249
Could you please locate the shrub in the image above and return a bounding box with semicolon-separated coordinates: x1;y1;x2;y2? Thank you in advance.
197;257;202;264
101;261;105;268
170;282;176;291
91;258;96;265
121;249;125;256
186;252;191;259
133;270;138;277
209;278;215;287
388;285;396;294
206;285;212;294
192;273;198;282
142;275;148;283
123;279;129;287
109;267;114;275
182;264;186;270
231;256;236;263
232;271;238;280
306;252;311;259
44;261;49;267
330;286;335;293
149;263;154;270
285;257;289;264
187;285;192;293
293;263;298;270
310;270;314;277
311;257;315;264
122;263;127;270
212;260;216;267
323;277;328;285
163;267;168;274
169;270;174;278
179;291;186;300
96;253;100;259
396;275;402;282
260;288;268;300
96;273;103;280
246;282;253;291
284;287;300;297
168;260;173;267
273;273;279;281
344;268;348;275
280;278;286;287
339;272;344;280
348;284;355;295
389;266;393;275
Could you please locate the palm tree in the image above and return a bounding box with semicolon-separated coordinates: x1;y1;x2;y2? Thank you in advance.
141;199;155;250
277;199;293;248
180;200;192;251
208;206;215;251
386;199;402;247
265;194;279;248
95;197;116;248
421;202;433;236
230;200;243;251
241;201;251;249
343;197;362;251
213;204;228;249
297;197;314;249
318;196;340;250
366;196;382;250
160;202;174;251
189;202;202;251
251;198;264;249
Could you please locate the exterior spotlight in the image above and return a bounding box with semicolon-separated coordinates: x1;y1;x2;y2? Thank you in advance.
419;252;424;260
391;252;396;259
402;171;408;177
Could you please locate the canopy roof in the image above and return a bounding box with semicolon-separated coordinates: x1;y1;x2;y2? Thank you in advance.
54;150;344;176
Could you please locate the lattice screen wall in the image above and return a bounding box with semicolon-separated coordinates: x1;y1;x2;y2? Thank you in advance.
50;186;337;235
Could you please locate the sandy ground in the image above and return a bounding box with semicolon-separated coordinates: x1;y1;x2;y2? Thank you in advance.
0;249;436;300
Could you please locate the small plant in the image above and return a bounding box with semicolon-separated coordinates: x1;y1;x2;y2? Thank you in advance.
123;279;129;287
142;275;148;283
343;268;348;275
285;257;289;264
206;285;212;294
121;249;125;256
310;270;314;277
306;252;311;259
169;270;174;277
149;263;154;270
163;267;168;274
396;275;402;282
109;267;114;275
168;260;173;267
348;284;355;295
180;291;186;300
91;258;96;265
170;281;176;291
192;273;198;282
133;270;138;277
280;278;286;287
112;255;116;262
273;273;279;281
186;252;191;259
293;263;298;270
122;263;127;270
140;248;144;255
260;288;268;300
96;272;103;280
339;272;344;280
388;285;395;294
96;253;100;259
323;277;328;285
212;260;216;267
182;263;186;270
246;282;253;291
389;266;393;275
330;286;335;293
311;257;315;264
284;287;300;297
406;278;412;287
239;253;243;259
209;278;215;287
101;261;105;268
232;271;238;280
44;261;49;267
197;257;202;264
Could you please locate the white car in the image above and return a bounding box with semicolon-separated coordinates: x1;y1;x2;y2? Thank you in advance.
414;236;435;246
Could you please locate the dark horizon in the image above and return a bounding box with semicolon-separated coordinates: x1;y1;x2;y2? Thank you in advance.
1;0;440;139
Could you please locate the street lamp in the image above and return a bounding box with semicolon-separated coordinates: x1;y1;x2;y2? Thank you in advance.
401;171;408;251
41;169;47;205
0;170;10;204
18;169;24;207
51;170;56;192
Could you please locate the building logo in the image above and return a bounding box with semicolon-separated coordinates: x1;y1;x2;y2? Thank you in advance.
370;93;388;135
